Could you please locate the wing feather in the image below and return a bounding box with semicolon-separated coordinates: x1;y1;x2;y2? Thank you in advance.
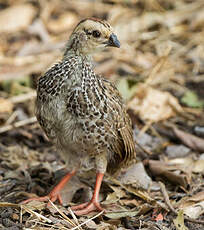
101;78;136;174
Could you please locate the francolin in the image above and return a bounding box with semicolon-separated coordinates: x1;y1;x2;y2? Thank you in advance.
23;18;136;215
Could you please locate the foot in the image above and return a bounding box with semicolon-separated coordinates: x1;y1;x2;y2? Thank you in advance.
21;186;63;206
70;172;105;215
21;170;75;206
71;200;104;215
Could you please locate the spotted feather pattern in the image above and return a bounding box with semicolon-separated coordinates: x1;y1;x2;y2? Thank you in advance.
36;18;136;173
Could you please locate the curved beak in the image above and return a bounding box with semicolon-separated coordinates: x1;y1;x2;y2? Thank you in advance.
107;33;120;48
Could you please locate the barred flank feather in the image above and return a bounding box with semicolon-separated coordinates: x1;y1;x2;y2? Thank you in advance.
107;114;136;175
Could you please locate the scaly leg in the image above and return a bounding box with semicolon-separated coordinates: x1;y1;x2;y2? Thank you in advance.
71;172;104;215
21;170;76;206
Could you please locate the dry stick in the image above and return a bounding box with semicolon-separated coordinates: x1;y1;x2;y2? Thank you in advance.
22;205;52;223
68;207;83;230
0;116;37;134
134;138;152;155
0;92;37;133
70;210;104;230
9;91;36;104
48;200;77;228
5;111;18;125
138;121;152;137
159;181;204;225
159;181;177;214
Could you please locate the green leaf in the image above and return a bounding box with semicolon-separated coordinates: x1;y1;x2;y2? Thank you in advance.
181;91;204;108
116;78;138;101
1;76;32;95
173;210;188;230
116;78;130;101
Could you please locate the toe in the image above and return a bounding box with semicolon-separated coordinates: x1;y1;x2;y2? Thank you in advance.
94;201;103;211
71;202;88;211
21;196;49;204
72;202;104;215
47;193;63;206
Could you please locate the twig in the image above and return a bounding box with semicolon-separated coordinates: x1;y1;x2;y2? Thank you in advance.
159;181;177;214
159;181;204;225
5;111;18;125
9;91;36;104
68;207;83;230
0;116;37;133
22;205;52;223
70;210;104;230
138;121;153;138
20;205;23;224
134;138;153;155
48;199;77;227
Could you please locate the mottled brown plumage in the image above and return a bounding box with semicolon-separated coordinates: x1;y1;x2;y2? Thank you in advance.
23;18;136;215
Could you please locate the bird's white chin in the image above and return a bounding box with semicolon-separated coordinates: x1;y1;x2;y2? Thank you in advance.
95;44;107;51
82;45;106;55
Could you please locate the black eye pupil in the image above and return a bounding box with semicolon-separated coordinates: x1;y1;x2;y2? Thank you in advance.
92;30;101;38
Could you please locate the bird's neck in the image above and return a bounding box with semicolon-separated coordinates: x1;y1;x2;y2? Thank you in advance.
63;48;93;66
63;33;93;65
62;47;96;85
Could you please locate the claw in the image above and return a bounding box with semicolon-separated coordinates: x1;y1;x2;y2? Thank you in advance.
71;172;105;215
21;171;75;206
21;195;49;204
21;171;105;216
72;201;104;215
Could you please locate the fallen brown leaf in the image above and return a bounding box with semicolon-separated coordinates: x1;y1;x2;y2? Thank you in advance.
0;4;36;33
147;160;189;188
0;98;13;113
173;127;204;152
47;12;77;34
127;84;183;122
182;201;204;219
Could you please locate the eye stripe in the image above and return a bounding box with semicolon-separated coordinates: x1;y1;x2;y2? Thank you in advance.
84;29;92;35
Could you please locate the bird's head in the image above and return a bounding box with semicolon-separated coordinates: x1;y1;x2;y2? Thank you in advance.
64;18;120;57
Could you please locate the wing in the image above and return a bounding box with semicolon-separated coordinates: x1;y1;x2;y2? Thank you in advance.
101;78;136;173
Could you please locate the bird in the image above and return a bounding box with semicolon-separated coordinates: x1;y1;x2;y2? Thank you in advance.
22;18;136;215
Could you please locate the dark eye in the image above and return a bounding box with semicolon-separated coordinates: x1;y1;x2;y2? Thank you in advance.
92;30;101;38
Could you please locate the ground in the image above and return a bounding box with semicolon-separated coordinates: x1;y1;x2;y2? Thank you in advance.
0;0;204;229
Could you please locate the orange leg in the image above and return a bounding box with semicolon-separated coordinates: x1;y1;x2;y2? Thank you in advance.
21;170;76;206
71;172;104;215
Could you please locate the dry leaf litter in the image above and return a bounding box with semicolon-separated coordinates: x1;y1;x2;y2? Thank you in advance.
0;0;204;229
